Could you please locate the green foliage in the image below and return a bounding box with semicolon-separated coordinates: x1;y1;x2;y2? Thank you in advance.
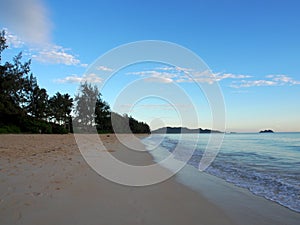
25;74;49;119
0;51;32;114
19;116;52;134
48;92;73;127
0;125;21;134
51;124;68;134
109;112;131;133
95;93;111;131
0;30;75;134
73;82;99;127
0;30;8;61
74;82;150;134
0;30;149;134
129;116;151;133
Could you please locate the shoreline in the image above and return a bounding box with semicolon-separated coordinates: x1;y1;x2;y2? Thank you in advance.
174;164;300;225
0;134;299;225
143;134;300;224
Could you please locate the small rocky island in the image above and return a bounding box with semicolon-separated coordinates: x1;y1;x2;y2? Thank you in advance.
259;129;274;133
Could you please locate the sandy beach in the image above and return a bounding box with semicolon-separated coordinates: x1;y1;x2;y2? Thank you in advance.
0;134;299;225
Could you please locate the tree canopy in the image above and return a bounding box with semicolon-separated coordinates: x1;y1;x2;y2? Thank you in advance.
0;30;150;134
0;30;73;134
73;82;150;134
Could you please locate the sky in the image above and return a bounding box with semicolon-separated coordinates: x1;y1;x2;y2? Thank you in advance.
0;0;299;132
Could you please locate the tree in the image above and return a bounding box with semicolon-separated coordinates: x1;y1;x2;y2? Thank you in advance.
129;116;150;133
0;31;32;115
48;92;73;126
60;93;73;130
27;86;49;119
95;94;111;132
0;30;8;62
73;82;99;130
110;112;131;133
1;30;150;134
0;29;75;134
110;112;150;134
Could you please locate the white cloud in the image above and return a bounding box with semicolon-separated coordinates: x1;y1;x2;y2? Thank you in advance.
144;77;173;83
267;75;300;85
2;28;83;66
130;67;300;89
156;66;194;73
217;73;252;80
127;70;178;80
55;73;102;84
127;67;252;84
128;67;299;88
80;63;89;68
231;74;300;88
0;0;85;66
97;65;114;72
175;66;194;72
0;0;52;46
155;66;175;71
32;45;81;66
231;80;277;88
3;28;24;48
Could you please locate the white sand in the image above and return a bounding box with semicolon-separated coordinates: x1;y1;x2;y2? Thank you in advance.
0;134;299;225
0;134;234;225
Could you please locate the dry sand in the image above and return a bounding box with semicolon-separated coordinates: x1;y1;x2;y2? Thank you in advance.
0;134;234;225
0;134;299;225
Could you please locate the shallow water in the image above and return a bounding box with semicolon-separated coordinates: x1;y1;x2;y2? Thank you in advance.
143;132;300;212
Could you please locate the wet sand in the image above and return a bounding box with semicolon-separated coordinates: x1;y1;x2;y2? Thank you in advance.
1;134;299;225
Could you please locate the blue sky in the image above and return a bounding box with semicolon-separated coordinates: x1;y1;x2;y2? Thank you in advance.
0;0;299;132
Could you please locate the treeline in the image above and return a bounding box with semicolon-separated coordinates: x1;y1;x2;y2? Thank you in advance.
0;30;150;134
72;82;150;134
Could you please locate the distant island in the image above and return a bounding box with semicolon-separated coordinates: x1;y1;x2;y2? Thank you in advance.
259;129;274;133
152;127;222;134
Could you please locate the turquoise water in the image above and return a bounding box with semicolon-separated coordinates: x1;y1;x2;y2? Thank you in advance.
143;132;300;212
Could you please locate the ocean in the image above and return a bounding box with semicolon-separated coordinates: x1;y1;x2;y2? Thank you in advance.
142;132;300;213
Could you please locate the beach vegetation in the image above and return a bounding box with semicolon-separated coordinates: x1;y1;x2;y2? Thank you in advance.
0;30;150;134
0;30;71;134
73;82;150;134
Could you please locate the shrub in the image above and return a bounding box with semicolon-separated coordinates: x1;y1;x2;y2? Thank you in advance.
0;125;21;134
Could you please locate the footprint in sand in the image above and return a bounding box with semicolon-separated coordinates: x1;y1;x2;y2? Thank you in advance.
31;192;42;197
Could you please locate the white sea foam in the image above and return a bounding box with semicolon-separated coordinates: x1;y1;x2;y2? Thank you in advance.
143;132;300;213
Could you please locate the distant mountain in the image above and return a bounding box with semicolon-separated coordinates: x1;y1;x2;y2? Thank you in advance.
259;129;274;133
152;127;222;134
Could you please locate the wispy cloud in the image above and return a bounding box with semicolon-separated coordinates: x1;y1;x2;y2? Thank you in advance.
31;45;81;66
80;63;89;68
0;1;85;66
144;77;173;83
216;73;252;80
3;28;24;48
127;66;299;89
96;65;114;72
2;28;84;66
266;75;300;85
127;66;251;84
231;75;300;88
55;73;102;84
0;0;51;46
157;66;193;73
231;80;277;88
127;69;177;82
